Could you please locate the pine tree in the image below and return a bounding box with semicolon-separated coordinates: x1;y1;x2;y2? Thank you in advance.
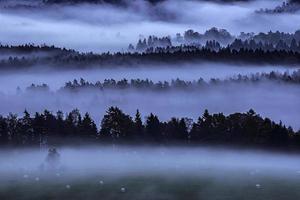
100;107;134;142
134;109;144;141
145;113;162;143
80;113;97;139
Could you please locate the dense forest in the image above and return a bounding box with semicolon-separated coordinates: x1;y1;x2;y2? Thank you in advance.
3;44;300;70
2;0;300;199
257;0;300;14
3;28;300;70
0;107;298;149
132;28;300;51
0;0;299;149
0;44;76;54
2;27;300;70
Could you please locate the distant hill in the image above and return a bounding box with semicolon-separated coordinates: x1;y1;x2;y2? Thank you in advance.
43;0;251;5
0;0;256;9
43;0;163;5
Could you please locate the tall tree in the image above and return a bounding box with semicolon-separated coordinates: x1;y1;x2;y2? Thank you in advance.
79;113;97;139
145;113;162;143
0;116;8;145
133;109;144;141
99;107;134;142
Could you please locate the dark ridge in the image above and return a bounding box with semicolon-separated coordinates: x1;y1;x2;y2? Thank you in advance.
0;0;256;10
0;44;77;55
2;46;300;70
43;0;249;5
44;0;126;6
43;0;163;6
2;32;300;70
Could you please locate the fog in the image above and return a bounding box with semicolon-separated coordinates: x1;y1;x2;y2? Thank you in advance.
1;146;300;199
2;146;300;199
1;146;300;175
0;0;297;52
0;63;298;128
0;63;297;93
1;146;300;198
0;81;299;129
1;1;300;199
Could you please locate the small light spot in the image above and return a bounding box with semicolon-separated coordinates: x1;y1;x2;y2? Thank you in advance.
120;187;126;193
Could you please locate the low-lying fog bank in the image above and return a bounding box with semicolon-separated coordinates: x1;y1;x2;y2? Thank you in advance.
2;146;300;199
0;64;297;93
1;146;300;177
0;82;299;129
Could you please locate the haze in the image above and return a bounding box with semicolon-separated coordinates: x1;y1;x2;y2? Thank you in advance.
0;81;298;130
0;63;297;93
0;0;296;52
1;146;300;178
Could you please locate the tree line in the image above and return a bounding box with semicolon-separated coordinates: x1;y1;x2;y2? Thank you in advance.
132;38;300;53
0;44;76;54
59;70;300;91
23;69;300;93
0;107;299;149
3;45;300;70
256;1;300;14
182;28;300;46
130;28;300;52
161;27;300;47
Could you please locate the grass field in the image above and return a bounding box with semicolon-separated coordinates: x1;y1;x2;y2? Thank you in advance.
1;173;300;200
1;147;300;200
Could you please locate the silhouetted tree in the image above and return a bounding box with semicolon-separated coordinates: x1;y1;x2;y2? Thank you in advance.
133;109;144;141
145;113;162;143
99;107;134;142
0;116;8;145
79;113;97;139
0;107;298;149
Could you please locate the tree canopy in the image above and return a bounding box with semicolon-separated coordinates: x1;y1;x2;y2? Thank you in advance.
0;107;299;150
